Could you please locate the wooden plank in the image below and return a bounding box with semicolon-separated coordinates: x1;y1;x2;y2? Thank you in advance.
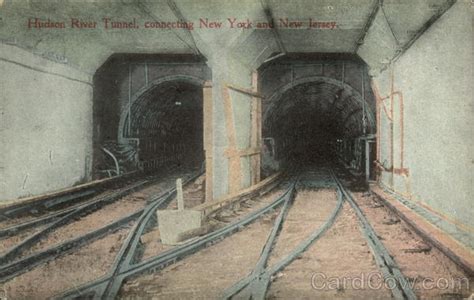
0;171;139;210
224;147;260;158
371;185;474;276
195;172;281;216
203;81;213;202
250;71;261;185
226;83;263;99
223;86;242;194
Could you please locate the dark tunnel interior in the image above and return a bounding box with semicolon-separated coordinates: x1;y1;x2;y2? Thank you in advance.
260;57;376;176
126;81;204;170
92;54;207;178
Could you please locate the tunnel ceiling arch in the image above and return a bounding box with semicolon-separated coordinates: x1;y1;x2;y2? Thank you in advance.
123;80;203;140
119;75;206;140
264;76;375;139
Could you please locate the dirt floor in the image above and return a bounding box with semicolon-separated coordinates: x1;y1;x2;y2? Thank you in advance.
0;226;48;253
119;174;473;300
119;209;281;299
138;175;207;261
2;169;472;300
0;188;119;229
138;182;290;262
1;174;181;261
267;188;338;267
0;170;193;299
353;191;473;299
1;227;131;299
120;183;358;299
267;201;391;299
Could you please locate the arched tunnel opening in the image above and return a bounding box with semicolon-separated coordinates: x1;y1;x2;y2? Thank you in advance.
260;56;376;180
92;54;209;178
124;80;204;171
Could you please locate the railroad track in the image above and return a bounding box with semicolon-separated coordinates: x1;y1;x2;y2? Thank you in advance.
4;166;468;299
0;168;195;283
222;167;416;300
58;175;296;299
59;168;417;299
0;172;148;224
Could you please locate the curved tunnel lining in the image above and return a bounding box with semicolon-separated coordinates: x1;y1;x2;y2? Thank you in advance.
118;75;206;141
120;78;205;170
262;76;375;170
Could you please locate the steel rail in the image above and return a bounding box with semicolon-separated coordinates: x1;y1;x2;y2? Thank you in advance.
222;172;344;299
0;210;141;283
56;171;202;299
0;172;198;284
331;169;417;300
0;189;97;221
0;209;71;239
58;178;296;299
0;183;144;238
0;172;174;238
222;180;296;299
0;180;149;266
0;166;179;223
0;170;151;220
101;172;202;299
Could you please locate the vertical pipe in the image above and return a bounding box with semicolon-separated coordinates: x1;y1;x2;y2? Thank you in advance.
145;62;149;86
390;65;395;188
371;80;381;182
251;71;261;184
341;62;345;85
203;81;213;202
128;64;132;136
365;140;370;182
361;67;366;135
176;178;184;210
400;92;404;170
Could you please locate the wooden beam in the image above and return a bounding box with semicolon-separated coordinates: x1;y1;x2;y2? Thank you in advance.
250;71;262;184
224;147;260;158
203;81;213;202
223;86;242;194
226;84;264;99
195;172;281;217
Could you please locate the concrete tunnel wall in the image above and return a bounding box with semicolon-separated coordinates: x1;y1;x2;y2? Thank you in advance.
372;1;473;228
0;43;93;201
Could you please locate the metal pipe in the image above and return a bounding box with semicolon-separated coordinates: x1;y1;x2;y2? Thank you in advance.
128;64;132;137
362;67;366;135
101;147;120;176
390;66;395;187
365;140;370;182
144;62;149;86
341;62;345;85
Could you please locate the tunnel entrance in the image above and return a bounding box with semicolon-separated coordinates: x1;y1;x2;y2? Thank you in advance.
259;55;376;180
121;80;204;171
92;54;210;179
